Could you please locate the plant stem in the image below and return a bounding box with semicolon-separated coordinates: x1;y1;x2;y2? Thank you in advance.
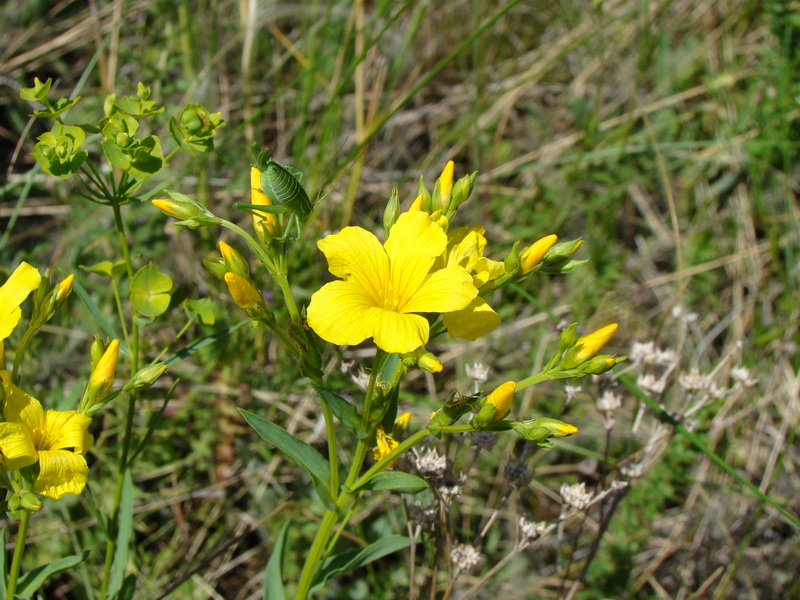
7;510;30;599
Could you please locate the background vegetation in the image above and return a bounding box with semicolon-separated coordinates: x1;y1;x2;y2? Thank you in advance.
1;0;799;597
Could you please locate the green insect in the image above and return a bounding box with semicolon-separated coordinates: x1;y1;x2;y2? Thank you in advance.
236;142;314;241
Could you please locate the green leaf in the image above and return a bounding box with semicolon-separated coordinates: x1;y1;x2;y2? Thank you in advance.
184;298;216;325
80;259;127;279
239;409;334;509
71;275;121;342
20;77;51;102
165;320;248;365
312;385;368;439
0;527;7;599
15;550;91;598
106;469;134;599
130;263;173;318
312;535;411;591
264;521;290;600
352;472;428;494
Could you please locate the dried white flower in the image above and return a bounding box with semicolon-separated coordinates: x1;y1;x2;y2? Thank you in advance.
636;373;666;394
620;462;644;479
654;347;677;367
408;502;437;524
437;472;466;505
413;448;448;477
560;481;594;511
466;362;490;384
518;516;549;547
671;305;698;323
630;341;657;365
351;369;371;391
597;390;622;413
451;544;483;571
731;366;757;388
564;384;582;401
679;369;726;399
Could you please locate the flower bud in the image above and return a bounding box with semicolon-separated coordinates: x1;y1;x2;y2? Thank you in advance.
51;274;74;312
89;339;120;397
510;417;578;447
19;490;42;512
471;381;516;428
203;257;228;281
584;354;623;375
90;336;106;368
250;166;279;240
218;241;249;279
437;160;455;212
384;188;400;236
408;194;424;212
393;412;411;436
574;323;618;362
125;362;167;391
415;349;443;373
152;197;205;220
520;235;558;273
224;272;263;310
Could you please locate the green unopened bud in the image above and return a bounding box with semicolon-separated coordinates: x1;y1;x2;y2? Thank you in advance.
450;171;477;212
584;354;625;375
90;336;106;369
19;490;42;512
218;241;249;279
384;188;400;237
124;362;167;391
510;417;578;447
203;257;228;281
503;241;522;276
559;323;578;351
8;494;20;512
416;176;431;212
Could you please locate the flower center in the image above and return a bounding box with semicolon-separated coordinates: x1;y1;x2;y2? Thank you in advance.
30;427;45;451
379;280;404;311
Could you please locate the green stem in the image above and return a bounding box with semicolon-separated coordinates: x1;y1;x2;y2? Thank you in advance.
111;278;129;345
322;401;339;502
350;428;432;491
621;374;800;529
100;201;141;599
10;326;35;383
516;371;558;390
7;510;30;599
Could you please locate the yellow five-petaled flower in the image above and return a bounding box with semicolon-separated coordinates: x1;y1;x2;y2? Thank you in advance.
0;371;92;499
307;211;478;354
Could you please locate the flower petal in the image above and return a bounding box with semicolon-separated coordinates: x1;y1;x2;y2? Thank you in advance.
384;212;448;308
35;450;89;499
43;410;92;451
403;265;477;314
1;370;44;431
317;226;388;303
443;297;501;340
0;422;37;471
307;280;374;346
363;307;430;354
0;262;41;340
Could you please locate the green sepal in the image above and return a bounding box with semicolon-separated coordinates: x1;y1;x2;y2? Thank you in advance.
311;535;411;591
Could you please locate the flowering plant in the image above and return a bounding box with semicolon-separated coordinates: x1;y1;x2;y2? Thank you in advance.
155;151;624;598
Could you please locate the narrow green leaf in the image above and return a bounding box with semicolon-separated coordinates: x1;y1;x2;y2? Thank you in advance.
15;550;91;598
71;276;121;342
130;263;173;318
313;535;411;590
107;469;134;598
312;385;368;439
165;320;248;365
0;527;7;599
353;472;428;494
239;409;334;509
264;522;290;600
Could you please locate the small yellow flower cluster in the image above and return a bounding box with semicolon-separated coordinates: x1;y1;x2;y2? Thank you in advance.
0;263;121;500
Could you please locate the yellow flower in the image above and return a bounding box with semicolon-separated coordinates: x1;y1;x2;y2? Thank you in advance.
574;323;618;362
250;166;279;239
372;424;399;469
438;226;505;340
0;262;42;341
224;272;263;309
0;371;92;499
520;234;558;273
307;211;478;354
89;339;119;396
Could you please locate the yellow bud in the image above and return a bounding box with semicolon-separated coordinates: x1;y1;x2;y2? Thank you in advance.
250;167;279;238
394;411;411;436
89;339;119;396
483;380;515;421
151;198;205;220
438;160;455;203
520;235;558;273
417;351;443;373
224;272;263;309
574;323;618;362
409;194;424;212
218;241;248;278
54;274;74;304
